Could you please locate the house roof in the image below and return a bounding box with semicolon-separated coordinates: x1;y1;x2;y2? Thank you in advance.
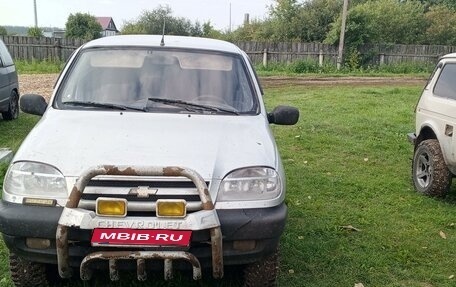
96;17;118;32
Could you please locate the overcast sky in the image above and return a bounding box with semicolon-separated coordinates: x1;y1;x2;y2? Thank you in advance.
0;0;273;31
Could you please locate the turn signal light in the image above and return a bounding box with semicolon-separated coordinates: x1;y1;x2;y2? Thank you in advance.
156;200;187;217
96;198;127;217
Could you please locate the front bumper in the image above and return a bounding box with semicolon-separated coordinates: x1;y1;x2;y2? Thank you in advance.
0;200;286;267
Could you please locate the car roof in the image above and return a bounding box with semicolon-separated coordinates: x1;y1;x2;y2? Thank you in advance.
441;53;456;60
82;35;243;54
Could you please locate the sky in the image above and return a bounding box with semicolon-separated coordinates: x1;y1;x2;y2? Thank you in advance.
0;0;274;31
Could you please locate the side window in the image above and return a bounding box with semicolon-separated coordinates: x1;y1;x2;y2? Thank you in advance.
0;40;14;67
434;63;456;99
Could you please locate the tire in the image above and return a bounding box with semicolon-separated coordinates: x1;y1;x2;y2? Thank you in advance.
2;90;19;120
9;253;48;287
412;139;451;197
244;249;279;287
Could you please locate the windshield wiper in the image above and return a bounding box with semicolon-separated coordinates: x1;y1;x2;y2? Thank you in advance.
147;98;239;115
63;101;146;112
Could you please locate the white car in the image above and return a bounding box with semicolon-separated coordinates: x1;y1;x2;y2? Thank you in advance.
409;53;456;197
0;35;298;286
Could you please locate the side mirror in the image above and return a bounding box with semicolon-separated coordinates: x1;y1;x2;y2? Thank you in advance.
267;105;299;125
20;94;47;116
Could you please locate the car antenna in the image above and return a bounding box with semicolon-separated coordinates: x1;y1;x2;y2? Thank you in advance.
160;18;166;47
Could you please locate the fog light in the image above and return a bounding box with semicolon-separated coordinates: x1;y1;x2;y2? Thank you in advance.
26;238;51;250
233;240;256;251
96;198;127;217
156;200;186;217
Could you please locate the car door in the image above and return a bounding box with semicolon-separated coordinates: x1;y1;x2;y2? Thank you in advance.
0;40;13;111
424;60;456;165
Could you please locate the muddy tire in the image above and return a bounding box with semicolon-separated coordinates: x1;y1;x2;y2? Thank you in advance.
244;249;279;287
9;253;48;287
412;139;451;197
2;90;19;120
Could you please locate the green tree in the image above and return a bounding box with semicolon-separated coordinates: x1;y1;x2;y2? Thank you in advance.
121;5;204;36
325;0;426;46
424;5;456;45
65;13;102;40
297;0;342;42
27;27;43;37
418;0;456;10
202;21;223;39
267;0;302;40
0;26;7;36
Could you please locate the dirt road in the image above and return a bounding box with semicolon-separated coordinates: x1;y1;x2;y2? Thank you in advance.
19;74;427;101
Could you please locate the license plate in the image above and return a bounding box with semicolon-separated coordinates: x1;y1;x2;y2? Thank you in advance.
91;228;192;247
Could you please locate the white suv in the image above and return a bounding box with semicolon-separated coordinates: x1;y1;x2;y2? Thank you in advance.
409;53;456;197
0;35;299;286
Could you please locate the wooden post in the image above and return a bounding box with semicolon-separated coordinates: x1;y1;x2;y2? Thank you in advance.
337;0;349;70
379;53;385;65
319;49;324;67
263;48;268;67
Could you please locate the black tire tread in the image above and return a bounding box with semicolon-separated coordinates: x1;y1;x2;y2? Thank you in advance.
412;139;451;197
9;253;48;287
244;249;279;287
2;90;19;120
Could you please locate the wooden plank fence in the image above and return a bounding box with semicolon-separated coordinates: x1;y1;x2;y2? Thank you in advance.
0;36;84;62
2;35;456;66
236;42;456;66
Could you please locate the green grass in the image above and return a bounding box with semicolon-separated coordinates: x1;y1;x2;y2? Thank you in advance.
3;82;456;286
256;60;434;78
15;59;64;74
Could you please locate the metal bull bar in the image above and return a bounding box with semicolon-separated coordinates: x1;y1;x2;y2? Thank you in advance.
56;165;223;281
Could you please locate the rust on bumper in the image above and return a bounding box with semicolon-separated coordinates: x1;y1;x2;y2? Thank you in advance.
80;251;202;281
56;165;223;280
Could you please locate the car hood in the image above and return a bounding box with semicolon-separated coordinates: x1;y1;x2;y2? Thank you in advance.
14;109;278;180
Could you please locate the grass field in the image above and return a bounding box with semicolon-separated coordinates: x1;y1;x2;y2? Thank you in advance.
2;82;456;286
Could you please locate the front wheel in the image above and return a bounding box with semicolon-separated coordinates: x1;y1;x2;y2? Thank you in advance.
2;90;19;120
9;253;49;287
412;139;452;197
243;249;279;287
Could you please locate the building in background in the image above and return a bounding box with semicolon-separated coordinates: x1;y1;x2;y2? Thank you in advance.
96;17;119;37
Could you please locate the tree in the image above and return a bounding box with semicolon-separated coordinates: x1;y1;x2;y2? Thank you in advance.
121;5;204;36
65;13;102;40
325;0;426;46
297;0;342;42
0;26;7;36
424;5;456;45
27;27;43;37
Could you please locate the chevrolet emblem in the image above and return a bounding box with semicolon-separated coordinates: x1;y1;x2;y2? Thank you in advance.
129;186;158;198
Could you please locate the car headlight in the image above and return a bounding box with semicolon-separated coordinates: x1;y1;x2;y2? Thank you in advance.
217;167;282;201
3;162;67;199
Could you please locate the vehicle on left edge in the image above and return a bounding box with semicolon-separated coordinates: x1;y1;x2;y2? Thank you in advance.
0;38;19;121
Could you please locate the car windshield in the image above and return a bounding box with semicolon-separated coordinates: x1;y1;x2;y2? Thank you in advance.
54;48;258;114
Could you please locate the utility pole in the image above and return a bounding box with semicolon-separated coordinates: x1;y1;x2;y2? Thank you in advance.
337;0;349;70
229;2;232;33
33;0;38;27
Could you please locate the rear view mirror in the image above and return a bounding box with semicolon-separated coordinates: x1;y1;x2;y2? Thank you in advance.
267;106;299;125
20;94;47;116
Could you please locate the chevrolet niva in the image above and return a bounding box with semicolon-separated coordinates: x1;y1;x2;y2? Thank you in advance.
409;53;456;197
0;35;299;286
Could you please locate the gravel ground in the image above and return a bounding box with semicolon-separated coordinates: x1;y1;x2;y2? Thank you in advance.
18;74;427;102
19;74;59;102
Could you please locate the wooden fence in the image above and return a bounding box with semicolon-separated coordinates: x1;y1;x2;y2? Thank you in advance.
2;35;456;66
0;36;84;62
236;42;456;66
